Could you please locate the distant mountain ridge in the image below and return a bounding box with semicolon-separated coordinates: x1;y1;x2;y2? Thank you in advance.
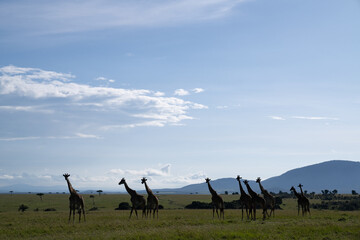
1;160;359;194
152;160;360;194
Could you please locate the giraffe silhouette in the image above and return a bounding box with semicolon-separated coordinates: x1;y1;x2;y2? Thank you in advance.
256;177;275;217
290;186;308;216
236;175;253;220
205;178;224;219
119;178;146;219
298;184;311;216
243;179;267;220
63;173;86;223
141;177;159;219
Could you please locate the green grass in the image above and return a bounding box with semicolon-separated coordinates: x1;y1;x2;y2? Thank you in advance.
0;194;359;239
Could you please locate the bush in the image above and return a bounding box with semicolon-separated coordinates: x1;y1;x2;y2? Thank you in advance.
185;201;212;209
44;208;56;212
115;202;131;210
18;204;29;212
312;198;360;211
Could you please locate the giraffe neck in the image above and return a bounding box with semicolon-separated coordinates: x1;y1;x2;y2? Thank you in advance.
237;180;247;195
144;182;153;195
245;182;257;197
299;186;304;195
258;181;266;194
292;189;301;199
124;181;136;197
207;182;217;196
65;179;77;195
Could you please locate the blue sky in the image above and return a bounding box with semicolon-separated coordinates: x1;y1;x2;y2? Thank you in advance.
0;0;359;191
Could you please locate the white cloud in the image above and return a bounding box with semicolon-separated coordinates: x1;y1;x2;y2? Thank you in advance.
174;89;189;96
0;0;249;35
192;88;204;93
0;174;15;180
95;76;115;83
292;116;339;121
0;105;54;114
0;134;101;141
0;164;206;189
109;164;171;177
216;105;229;109
269;116;286;120
0;65;207;130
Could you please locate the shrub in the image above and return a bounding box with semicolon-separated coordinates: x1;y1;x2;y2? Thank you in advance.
185;201;212;209
18;204;29;212
44;208;56;211
115;202;131;210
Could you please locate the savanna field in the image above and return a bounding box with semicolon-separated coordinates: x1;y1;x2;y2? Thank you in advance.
1;194;359;240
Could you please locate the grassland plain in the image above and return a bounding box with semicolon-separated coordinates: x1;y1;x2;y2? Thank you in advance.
0;194;359;239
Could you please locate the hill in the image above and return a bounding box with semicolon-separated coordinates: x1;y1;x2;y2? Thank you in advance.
153;160;360;194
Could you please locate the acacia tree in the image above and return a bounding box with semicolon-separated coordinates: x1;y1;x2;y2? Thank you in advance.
36;193;44;201
97;190;103;196
90;195;95;206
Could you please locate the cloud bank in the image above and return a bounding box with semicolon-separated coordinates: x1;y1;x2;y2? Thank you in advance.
0;0;248;35
0;65;207;138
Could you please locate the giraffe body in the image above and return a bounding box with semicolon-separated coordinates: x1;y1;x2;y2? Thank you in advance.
63;173;86;223
141;177;159;219
243;180;267;220
205;178;224;219
290;186;309;216
256;177;275;217
119;178;146;219
297;184;311;216
236;176;252;220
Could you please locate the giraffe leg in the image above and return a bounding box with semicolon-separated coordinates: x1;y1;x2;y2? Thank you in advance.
68;206;72;223
129;207;134;219
216;208;219;219
297;203;300;216
134;209;138;219
241;205;244;220
253;204;256;220
72;207;76;224
142;207;146;219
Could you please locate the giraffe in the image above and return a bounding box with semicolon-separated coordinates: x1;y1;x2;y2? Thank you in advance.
243;179;267;220
290;186;307;216
141;177;159;219
63;173;86;223
236;175;253;220
205;178;224;219
256;177;275;217
298;184;311;216
119;178;146;219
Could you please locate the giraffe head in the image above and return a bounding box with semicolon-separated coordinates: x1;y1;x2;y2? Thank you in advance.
141;177;147;184
236;175;242;181
118;178;126;185
290;186;296;192
256;177;261;183
63;173;70;179
205;178;211;183
298;183;303;188
243;179;249;185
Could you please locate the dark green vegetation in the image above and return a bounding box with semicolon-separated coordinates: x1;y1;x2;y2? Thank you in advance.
1;194;359;239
